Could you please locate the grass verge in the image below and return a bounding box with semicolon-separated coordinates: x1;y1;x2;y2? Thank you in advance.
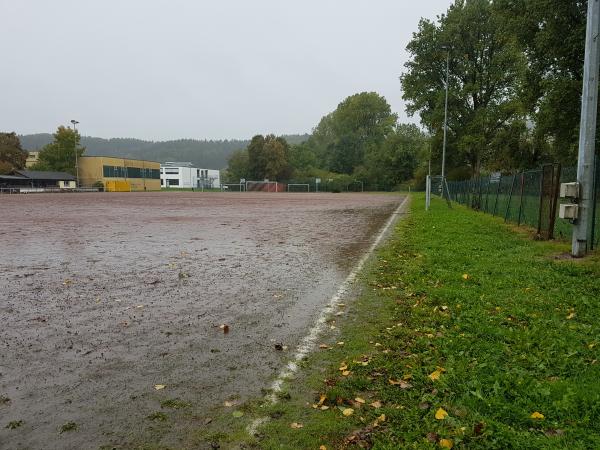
250;194;600;449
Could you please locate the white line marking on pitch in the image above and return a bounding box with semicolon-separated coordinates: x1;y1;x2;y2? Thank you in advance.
247;196;409;436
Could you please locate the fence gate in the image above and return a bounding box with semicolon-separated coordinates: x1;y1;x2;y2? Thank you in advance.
538;164;561;240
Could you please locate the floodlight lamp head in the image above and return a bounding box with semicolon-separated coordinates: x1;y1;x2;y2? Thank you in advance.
70;120;79;125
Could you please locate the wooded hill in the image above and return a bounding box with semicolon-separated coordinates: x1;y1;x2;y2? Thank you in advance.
19;134;309;169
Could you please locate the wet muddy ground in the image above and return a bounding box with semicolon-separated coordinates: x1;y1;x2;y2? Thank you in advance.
0;192;402;449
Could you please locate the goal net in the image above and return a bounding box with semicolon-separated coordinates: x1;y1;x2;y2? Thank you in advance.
287;183;310;192
245;181;281;192
220;183;245;192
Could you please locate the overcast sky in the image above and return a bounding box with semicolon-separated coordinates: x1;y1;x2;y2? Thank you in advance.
1;0;450;141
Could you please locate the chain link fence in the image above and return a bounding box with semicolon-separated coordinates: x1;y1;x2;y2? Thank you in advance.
446;161;599;249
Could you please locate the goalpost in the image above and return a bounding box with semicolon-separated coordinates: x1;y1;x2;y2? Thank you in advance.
220;183;246;192
245;180;279;192
287;183;310;192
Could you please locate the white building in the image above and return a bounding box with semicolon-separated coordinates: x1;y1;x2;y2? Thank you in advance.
160;162;220;189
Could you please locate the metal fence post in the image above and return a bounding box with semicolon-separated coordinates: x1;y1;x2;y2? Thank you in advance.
505;174;517;222
493;176;502;216
517;172;525;226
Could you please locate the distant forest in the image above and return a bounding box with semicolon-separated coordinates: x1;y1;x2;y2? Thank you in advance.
19;133;309;169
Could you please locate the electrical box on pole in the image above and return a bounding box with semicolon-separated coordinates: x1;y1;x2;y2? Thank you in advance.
572;0;600;257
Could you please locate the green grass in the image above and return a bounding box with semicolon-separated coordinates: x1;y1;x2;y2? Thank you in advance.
249;194;600;449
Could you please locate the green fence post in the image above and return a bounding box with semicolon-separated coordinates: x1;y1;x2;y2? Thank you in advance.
517;172;525;226
505;174;517;222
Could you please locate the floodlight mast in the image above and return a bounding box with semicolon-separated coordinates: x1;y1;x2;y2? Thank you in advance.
71;120;80;188
572;0;600;257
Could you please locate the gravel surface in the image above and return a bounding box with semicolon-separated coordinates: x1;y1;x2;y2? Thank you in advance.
0;191;403;449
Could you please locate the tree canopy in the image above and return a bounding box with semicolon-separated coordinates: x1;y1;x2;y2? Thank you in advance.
0;132;27;174
32;126;85;174
224;92;425;190
401;0;590;177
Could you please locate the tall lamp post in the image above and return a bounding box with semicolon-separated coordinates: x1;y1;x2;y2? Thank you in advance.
70;119;79;188
441;45;451;197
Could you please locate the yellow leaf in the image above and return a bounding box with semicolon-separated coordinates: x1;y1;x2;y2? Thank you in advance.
354;397;366;404
462;273;470;280
439;438;453;448
370;400;383;409
337;341;345;346
342;408;354;417
566;312;576;320
339;364;348;371
319;446;327;450
530;411;544;420
377;414;386;422
317;394;327;406
153;384;166;390
435;408;448;420
320;405;329;410
342;370;351;376
429;370;442;381
223;400;234;407
290;422;303;429
319;344;329;349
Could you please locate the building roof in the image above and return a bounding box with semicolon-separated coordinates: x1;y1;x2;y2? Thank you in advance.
79;155;161;164
13;170;76;181
0;174;28;180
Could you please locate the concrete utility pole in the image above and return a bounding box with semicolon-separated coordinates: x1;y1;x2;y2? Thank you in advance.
71;119;80;188
572;0;600;257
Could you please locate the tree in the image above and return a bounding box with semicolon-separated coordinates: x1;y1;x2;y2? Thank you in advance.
498;0;587;164
225;149;249;181
0;132;27;174
241;134;291;180
359;124;426;189
33;126;85;174
326;92;397;174
401;0;526;176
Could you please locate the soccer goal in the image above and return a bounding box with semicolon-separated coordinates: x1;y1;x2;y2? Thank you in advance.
287;183;310;192
245;180;280;192
220;183;246;192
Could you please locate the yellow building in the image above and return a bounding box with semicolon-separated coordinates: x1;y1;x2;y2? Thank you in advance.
78;156;161;191
26;151;40;168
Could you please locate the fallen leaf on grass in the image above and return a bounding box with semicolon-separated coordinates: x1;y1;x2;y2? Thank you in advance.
429;370;442;381
354;397;366;404
530;411;544;420
319;446;327;450
317;394;327;406
435;408;448;420
232;411;244;418
462;274;470;280
320;405;329;410
219;324;230;334
566;312;576;320
370;401;382;409
389;379;411;389
439;438;453;448
319;344;330;349
154;384;166;390
342;370;351;376
223;400;235;407
342;408;354;417
372;414;386;427
290;422;303;429
337;341;345;346
339;364;348;371
474;422;485;435
426;432;439;443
